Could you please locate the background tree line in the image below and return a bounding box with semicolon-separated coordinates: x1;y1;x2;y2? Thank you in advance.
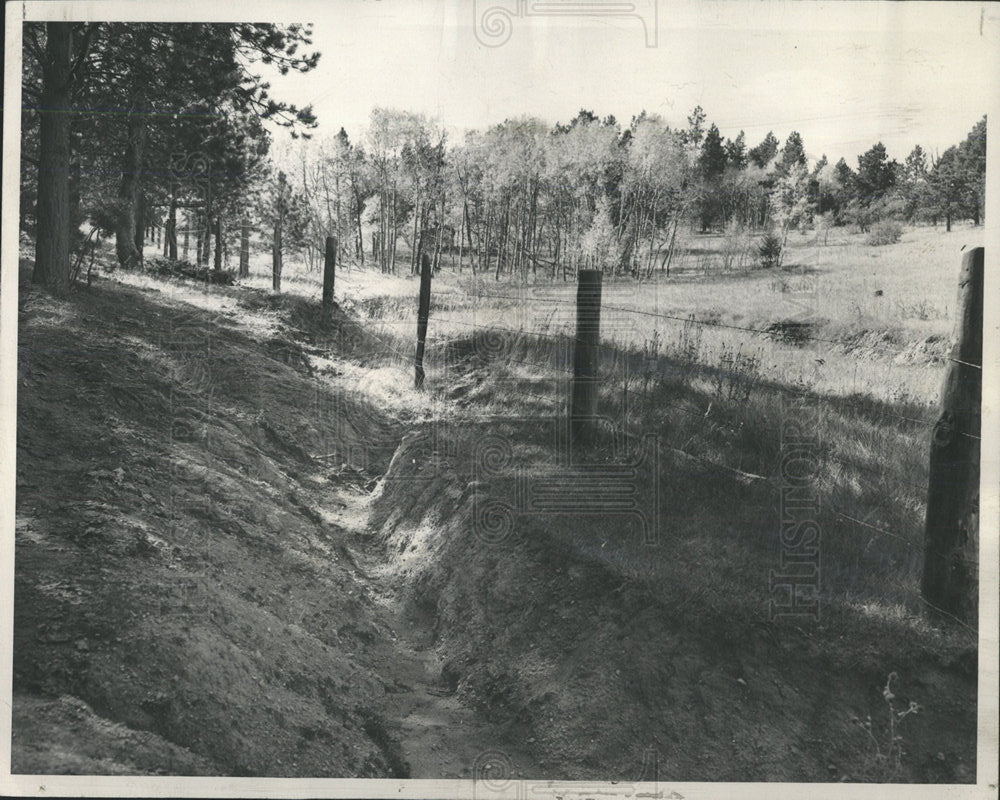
20;23;985;290
289;106;986;280
21;21;319;292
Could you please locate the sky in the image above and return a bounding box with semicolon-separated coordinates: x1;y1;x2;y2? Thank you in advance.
257;0;999;166
15;0;998;165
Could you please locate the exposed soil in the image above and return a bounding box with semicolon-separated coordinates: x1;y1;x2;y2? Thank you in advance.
368;423;978;783
11;261;535;777
12;258;978;781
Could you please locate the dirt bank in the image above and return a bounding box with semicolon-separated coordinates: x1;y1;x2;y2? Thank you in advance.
11;263;529;777
368;419;978;782
12;259;978;782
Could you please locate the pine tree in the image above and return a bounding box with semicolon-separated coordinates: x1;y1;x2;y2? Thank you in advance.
748;131;779;169
725;131;747;170
685;105;707;148
778;131;807;175
30;23;99;292
698;124;727;180
24;23;321;276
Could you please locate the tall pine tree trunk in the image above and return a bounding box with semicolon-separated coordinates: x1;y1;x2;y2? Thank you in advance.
239;220;250;278
273;217;283;292
214;217;223;271
115;100;147;270
353;185;365;265
166;198;178;260
133;191;145;257
33;22;74;292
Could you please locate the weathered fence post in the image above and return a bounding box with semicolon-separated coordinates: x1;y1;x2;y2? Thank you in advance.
414;252;432;389
239;219;250;279
570;269;602;448
213;217;223;272
322;236;337;322
921;246;983;625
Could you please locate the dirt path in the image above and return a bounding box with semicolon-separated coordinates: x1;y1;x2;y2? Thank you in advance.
367;599;498;779
318;482;540;779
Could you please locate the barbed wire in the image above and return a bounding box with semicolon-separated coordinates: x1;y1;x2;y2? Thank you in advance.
473;291;980;368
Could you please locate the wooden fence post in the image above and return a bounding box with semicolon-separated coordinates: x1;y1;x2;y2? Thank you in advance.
323;236;337;322
239;220;250;279
921;246;983;625
570;269;602;448
414;252;432;389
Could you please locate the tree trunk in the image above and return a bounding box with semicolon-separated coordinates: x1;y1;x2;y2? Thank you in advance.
239;220;250;278
433;194;445;273
353;184;365;265
457;205;465;272
134;191;145;256
213;217;223;271
115;102;147;270
167;198;178;260
322;235;337;322
411;201;420;275
390;186;398;274
33;22;74;292
465;201;476;274
273;217;282;292
201;213;212;265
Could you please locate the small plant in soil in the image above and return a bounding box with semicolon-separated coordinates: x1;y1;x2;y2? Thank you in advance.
852;671;921;781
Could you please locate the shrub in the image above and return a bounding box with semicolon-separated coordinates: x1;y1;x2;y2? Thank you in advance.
712;343;763;402
147;257;236;285
866;221;903;246
756;231;783;269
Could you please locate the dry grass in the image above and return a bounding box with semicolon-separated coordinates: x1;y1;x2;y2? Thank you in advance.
61;230;979;780
126;222;980;619
230;222;980;405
